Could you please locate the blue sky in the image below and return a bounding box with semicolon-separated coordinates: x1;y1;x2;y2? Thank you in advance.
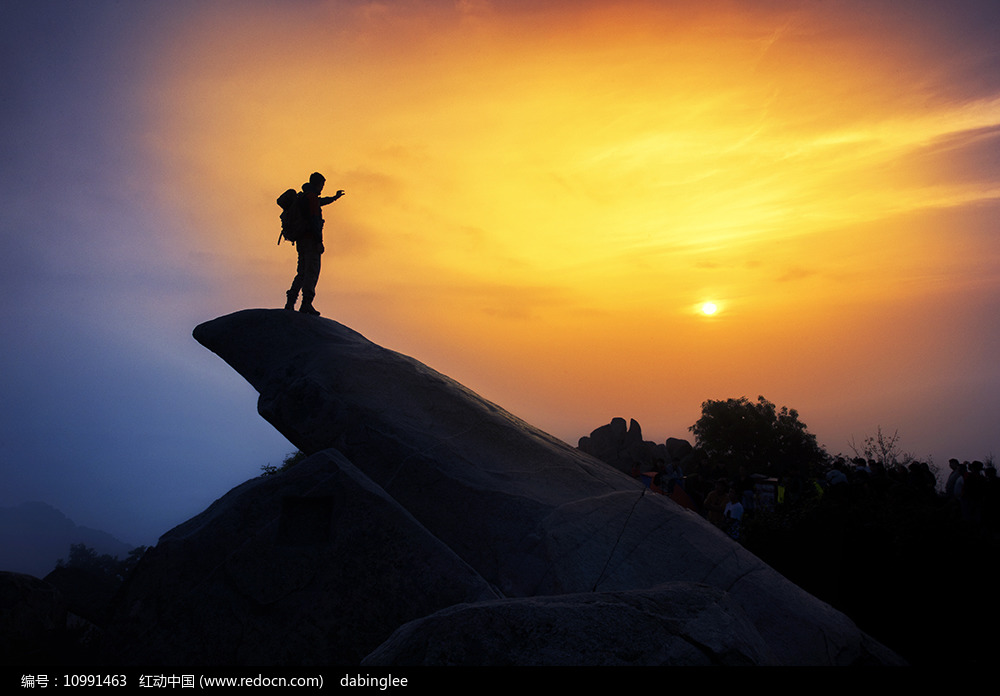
1;1;294;545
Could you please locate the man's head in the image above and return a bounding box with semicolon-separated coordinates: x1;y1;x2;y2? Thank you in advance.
309;172;326;192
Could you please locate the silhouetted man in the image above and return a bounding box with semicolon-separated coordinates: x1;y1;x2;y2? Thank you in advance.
285;172;345;315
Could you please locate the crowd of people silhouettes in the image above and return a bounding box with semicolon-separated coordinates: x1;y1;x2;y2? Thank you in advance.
648;450;999;544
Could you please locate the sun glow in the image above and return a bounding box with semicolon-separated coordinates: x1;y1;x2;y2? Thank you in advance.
141;1;1000;446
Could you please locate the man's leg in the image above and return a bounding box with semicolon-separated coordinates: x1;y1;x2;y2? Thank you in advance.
286;249;308;310
299;249;322;315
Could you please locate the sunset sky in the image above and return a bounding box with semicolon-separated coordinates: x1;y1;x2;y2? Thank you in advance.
3;0;999;547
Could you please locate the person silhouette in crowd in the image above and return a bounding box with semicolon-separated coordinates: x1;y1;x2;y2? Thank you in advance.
703;479;729;529
945;458;962;498
724;487;744;540
285;172;345;315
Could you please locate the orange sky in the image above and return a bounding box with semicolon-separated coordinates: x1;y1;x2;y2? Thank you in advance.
142;0;1000;460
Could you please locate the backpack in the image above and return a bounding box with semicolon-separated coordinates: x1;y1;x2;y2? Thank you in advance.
276;188;307;244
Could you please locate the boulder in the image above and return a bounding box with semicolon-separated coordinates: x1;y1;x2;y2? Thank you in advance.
182;309;902;665
43;565;120;628
665;436;695;464
0;571;69;665
577;417;629;463
105;449;498;665
363;582;775;666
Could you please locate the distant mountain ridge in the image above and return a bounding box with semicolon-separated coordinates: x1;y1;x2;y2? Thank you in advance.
0;501;132;577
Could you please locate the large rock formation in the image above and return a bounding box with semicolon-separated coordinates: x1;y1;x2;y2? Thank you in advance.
105;309;901;665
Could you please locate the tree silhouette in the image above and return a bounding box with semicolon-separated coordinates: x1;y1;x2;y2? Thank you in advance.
847;426;909;468
690;395;826;477
57;543;148;583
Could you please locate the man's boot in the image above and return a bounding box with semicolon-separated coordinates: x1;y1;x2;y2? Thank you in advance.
299;300;320;316
284;291;296;311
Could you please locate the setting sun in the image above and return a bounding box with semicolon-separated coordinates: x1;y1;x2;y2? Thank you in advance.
701;302;719;316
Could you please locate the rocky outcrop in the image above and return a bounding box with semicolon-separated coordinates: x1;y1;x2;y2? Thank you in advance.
106;449;497;665
103;309;901;665
578;418;696;476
